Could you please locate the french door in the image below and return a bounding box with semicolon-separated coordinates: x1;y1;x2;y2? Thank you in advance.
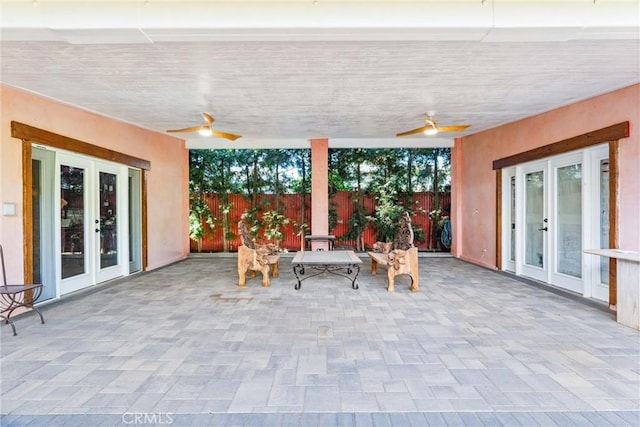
503;147;607;298
520;162;548;282
58;154;128;295
32;149;56;302
587;145;610;302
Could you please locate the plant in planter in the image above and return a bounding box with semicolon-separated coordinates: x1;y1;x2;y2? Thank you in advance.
371;182;405;243
292;220;310;251
345;194;371;252
218;201;235;252
262;209;290;249
189;196;215;253
243;207;263;241
428;208;449;251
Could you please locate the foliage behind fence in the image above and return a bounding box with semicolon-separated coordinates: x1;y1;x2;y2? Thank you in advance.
190;191;451;252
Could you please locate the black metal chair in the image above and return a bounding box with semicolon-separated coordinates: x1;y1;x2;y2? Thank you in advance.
0;244;45;336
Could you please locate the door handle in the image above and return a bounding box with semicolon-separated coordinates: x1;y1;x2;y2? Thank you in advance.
538;227;548;231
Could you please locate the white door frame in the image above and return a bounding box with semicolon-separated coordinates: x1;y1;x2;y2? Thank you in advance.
502;145;609;299
31;147;56;301
501;167;516;273
57;154;93;295
94;160;129;284
519;160;548;282
548;152;584;294
585;145;610;302
56;153;129;296
128;168;143;274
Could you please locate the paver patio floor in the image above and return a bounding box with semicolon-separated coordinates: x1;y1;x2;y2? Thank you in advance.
1;255;638;426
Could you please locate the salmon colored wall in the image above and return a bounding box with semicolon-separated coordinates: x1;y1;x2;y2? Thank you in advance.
453;84;639;269
0;84;189;282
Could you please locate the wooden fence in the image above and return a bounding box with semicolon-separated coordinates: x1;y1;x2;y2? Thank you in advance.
191;191;451;252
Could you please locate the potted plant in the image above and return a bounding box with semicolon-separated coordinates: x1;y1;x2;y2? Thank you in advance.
292;220;309;251
189;196;215;253
262;209;290;249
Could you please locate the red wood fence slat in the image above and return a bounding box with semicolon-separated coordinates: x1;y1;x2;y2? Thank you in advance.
190;191;450;252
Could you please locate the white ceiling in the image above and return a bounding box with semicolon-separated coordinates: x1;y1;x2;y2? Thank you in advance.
1;0;638;149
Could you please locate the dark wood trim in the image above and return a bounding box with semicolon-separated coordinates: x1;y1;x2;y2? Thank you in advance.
493;122;629;170
495;169;502;270
11;121;151;170
608;140;619;308
22;142;34;302
142;169;148;271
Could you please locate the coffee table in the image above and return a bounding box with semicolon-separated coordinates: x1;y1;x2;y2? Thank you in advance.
291;250;362;290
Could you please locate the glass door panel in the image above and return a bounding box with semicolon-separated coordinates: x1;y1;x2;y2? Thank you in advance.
95;162;125;284
524;170;545;269
548;155;584;293
32;148;56;301
501;169;516;273
31;155;59;302
590;148;610;302
33;159;42;285
128;169;142;274
599;159;610;285
60;165;87;279
556;164;582;278
99;172;118;269
510;175;516;263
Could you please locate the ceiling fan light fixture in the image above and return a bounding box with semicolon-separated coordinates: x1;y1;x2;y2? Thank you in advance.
198;128;213;136
397;115;469;138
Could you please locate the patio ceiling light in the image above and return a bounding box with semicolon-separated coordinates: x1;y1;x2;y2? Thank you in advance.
423;121;438;135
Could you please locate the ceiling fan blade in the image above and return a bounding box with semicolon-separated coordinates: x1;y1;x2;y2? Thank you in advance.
436;125;471;132
201;112;215;124
396;125;429;137
166;125;207;133
212;130;241;141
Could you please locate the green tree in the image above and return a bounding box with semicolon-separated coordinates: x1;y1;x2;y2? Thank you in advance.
188;151;217;252
290;149;311;248
332;149;372;251
371;181;405;242
262;209;290;247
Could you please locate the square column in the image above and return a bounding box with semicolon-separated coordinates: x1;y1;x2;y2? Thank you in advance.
310;138;329;250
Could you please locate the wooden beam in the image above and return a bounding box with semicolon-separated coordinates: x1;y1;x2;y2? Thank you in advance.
609;140;619;308
22;143;34;302
493;122;629;170
142;169;148;271
495;169;502;270
11;121;151;170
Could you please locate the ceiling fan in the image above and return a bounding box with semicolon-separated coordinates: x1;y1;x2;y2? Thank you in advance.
166;112;241;141
396;115;470;137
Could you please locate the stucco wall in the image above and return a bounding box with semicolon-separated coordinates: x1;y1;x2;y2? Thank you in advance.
453;84;639;269
0;84;189;282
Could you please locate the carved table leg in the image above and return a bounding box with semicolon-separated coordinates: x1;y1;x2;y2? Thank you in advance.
410;265;419;292
387;268;395;292
371;259;378;275
238;266;247;287
259;265;270;287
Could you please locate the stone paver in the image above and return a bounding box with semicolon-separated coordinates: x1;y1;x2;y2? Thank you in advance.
1;256;638;426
